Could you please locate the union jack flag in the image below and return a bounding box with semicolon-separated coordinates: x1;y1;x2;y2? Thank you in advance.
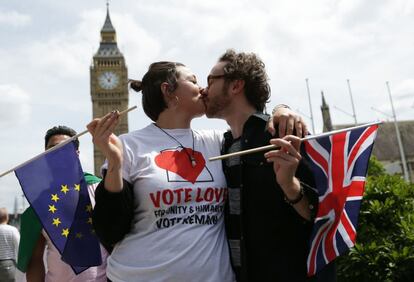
303;124;379;276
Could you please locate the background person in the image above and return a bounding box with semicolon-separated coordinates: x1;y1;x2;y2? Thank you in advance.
0;207;20;282
18;126;108;282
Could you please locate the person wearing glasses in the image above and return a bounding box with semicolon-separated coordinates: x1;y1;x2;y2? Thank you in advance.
201;50;336;281
87;61;307;282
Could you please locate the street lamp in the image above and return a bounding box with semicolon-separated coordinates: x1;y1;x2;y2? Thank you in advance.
386;81;410;182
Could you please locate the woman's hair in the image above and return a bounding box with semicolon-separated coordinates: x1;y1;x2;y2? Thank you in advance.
129;61;185;121
219;49;270;111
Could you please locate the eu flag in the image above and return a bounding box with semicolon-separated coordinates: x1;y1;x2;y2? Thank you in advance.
15;142;102;273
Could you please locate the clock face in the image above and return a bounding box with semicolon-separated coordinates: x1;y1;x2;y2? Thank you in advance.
98;71;119;90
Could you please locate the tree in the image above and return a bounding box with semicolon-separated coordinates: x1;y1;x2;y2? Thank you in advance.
337;158;414;281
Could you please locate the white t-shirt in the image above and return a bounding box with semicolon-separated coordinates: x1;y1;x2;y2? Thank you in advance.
105;124;234;282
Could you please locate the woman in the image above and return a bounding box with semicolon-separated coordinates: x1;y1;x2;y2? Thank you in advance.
87;61;303;282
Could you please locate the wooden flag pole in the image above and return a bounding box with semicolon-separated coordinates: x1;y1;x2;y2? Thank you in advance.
209;120;383;162
0;106;137;178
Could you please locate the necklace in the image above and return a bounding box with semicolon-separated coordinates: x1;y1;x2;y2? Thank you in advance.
153;123;197;167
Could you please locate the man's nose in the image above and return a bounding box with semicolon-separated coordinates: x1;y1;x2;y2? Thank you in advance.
201;87;208;97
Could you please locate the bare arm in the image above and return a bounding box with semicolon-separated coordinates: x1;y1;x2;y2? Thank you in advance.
87;111;123;192
26;235;46;282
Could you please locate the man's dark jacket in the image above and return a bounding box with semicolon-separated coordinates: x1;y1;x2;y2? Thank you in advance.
222;113;318;282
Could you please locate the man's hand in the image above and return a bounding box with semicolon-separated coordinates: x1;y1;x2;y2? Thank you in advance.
267;106;308;138
264;135;312;220
264;135;302;192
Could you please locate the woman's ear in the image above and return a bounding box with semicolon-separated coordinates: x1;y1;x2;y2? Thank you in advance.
160;82;170;96
161;82;178;108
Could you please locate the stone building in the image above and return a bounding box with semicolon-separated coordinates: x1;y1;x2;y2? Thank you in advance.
90;6;129;176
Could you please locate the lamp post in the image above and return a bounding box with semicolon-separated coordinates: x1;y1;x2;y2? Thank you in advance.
386;81;410;182
346;79;358;125
305;78;316;134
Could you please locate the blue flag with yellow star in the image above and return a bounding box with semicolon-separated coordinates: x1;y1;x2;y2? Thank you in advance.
15;142;102;273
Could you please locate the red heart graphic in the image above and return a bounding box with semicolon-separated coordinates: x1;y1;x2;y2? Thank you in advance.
155;148;206;184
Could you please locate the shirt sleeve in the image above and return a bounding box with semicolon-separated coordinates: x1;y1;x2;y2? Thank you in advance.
92;175;134;251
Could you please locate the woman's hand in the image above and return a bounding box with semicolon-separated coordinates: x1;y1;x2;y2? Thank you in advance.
87;111;123;165
267;106;308;138
87;111;124;192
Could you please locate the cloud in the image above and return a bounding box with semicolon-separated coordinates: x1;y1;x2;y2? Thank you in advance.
0;84;31;127
111;12;161;77
23;8;161;82
388;79;414;117
25;13;98;80
393;79;414;99
0;10;31;27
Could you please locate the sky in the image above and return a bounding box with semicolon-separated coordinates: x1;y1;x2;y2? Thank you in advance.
0;0;413;212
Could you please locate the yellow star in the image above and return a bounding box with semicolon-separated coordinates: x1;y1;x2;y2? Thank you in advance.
75;232;83;239
48;205;57;213
61;184;70;194
74;184;81;191
52;218;61;227
62;228;70;237
51;194;59;202
85;204;92;213
87;217;93;225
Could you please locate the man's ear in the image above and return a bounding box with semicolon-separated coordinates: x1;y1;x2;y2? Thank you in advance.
231;79;245;95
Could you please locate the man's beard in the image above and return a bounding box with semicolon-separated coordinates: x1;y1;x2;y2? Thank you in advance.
205;84;231;118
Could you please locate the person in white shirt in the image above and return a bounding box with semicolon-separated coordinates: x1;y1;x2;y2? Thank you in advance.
0;207;20;282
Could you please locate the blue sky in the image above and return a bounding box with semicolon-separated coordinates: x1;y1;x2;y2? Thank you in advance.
1;0;413;212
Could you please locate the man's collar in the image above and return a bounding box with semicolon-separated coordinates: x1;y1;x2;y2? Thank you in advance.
223;112;269;141
251;112;269;122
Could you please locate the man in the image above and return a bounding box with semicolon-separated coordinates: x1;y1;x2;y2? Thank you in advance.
17;126;108;282
0;207;20;282
202;50;328;281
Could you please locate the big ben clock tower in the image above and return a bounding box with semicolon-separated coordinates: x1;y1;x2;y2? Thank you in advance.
90;5;129;176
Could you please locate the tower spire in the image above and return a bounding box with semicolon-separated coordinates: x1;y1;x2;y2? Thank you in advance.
96;2;120;56
101;1;115;34
321;91;333;132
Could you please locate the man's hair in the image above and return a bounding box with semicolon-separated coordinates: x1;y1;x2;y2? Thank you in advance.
44;126;79;150
219;49;270;111
130;61;185;121
0;207;8;223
